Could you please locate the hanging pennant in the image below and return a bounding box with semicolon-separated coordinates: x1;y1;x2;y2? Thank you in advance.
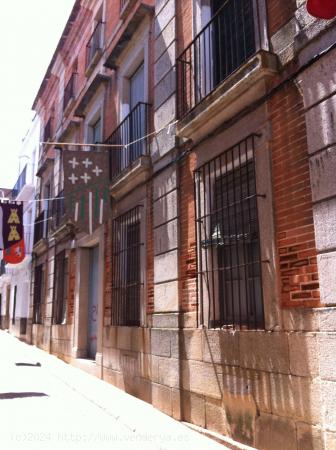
63;149;110;235
0;202;25;264
307;0;336;19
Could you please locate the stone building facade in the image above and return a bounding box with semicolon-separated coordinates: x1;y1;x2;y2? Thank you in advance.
29;0;336;449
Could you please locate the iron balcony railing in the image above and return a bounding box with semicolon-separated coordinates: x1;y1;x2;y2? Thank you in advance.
105;102;151;181
176;0;258;119
52;190;66;229
33;210;49;245
44;117;52;142
63;73;77;111
86;21;103;69
11;164;27;199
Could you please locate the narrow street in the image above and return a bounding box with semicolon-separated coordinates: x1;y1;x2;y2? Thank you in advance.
0;331;226;450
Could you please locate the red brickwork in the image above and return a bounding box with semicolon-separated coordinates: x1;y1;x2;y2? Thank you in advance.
103;220;113;324
179;152;197;313
269;82;320;307
176;0;193;55
146;181;154;314
267;0;297;37
67;249;76;323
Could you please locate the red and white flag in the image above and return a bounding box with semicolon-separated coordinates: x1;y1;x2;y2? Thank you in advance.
0;202;25;264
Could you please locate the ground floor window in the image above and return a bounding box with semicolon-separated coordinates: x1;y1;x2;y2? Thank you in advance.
111;206;143;326
53;251;69;325
194;134;264;329
33;264;44;324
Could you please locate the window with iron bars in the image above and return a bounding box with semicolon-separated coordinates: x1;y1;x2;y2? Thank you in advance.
111;206;143;326
177;0;259;119
33;264;44;324
194;134;264;329
53;251;69;325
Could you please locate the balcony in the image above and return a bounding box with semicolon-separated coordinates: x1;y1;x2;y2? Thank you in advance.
63;73;77;112
104;1;154;69
43;117;52;142
52;190;66;229
33;210;49;249
11;164;35;202
85;21;104;76
36;147;55;177
105;102;151;198
176;0;277;143
11;165;27;199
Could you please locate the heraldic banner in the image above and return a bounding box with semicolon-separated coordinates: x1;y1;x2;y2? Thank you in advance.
63;149;110;234
0;202;25;264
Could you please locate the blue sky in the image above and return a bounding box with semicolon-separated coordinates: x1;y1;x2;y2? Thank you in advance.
0;0;76;189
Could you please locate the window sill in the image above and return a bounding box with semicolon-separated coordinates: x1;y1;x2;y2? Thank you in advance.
33;238;48;255
177;50;278;145
110;155;151;200
50;221;74;240
85;49;103;78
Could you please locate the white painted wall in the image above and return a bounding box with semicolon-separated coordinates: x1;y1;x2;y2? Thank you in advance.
0;114;41;331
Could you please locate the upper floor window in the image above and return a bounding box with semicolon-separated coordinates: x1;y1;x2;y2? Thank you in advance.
86;22;104;70
194;134;264;329
177;0;263;119
105;59;150;180
89;117;102;145
43;117;53;142
63;72;77;111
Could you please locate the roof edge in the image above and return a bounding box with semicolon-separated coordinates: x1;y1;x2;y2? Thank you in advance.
32;0;82;111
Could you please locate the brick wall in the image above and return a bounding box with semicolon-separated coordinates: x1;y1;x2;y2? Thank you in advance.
179;152;197;313
67;249;76;323
103;219;112;325
269;82;320;308
176;0;192;55
146;181;154;314
267;0;297;36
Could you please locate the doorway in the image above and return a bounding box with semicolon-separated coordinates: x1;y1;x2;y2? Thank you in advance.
87;246;99;359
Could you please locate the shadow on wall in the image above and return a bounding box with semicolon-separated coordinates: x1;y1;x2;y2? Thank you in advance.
178;315;318;450
0;392;48;400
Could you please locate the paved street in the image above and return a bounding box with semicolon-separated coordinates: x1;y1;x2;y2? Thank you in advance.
0;331;227;450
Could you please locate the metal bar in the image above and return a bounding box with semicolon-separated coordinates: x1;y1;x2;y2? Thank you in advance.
176;0;256;119
194;134;263;330
105;102;151;181
86;21;103;68
111;206;142;326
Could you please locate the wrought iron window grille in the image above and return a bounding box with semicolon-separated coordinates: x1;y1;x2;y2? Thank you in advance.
53;251;69;325
111;205;144;326
194;134;265;330
33;265;44;325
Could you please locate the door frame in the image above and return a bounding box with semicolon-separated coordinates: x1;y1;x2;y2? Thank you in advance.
72;226;104;364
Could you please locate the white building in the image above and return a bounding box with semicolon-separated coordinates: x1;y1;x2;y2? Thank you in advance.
0;114;40;341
